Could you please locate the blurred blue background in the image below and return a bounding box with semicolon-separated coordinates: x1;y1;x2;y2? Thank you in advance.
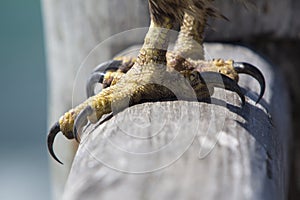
0;0;50;200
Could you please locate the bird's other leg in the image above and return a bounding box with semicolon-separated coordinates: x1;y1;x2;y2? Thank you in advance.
168;8;207;71
166;2;265;103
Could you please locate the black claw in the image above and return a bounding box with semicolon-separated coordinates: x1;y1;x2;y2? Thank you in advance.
86;60;122;98
92;60;122;73
199;72;245;105
47;122;63;165
233;62;265;104
73;106;93;143
86;72;105;98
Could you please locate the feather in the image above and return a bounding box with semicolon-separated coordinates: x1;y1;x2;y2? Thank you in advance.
148;0;255;26
148;0;222;25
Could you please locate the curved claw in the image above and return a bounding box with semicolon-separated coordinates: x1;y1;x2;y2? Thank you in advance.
233;62;265;104
86;60;122;98
47;122;63;164
92;60;122;73
86;72;105;98
199;72;245;105
73;105;93;143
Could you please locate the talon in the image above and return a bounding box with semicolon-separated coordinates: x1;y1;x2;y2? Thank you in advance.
86;72;105;98
86;60;122;97
47;122;63;164
73;105;93;142
233;62;265;104
92;60;122;73
199;72;245;105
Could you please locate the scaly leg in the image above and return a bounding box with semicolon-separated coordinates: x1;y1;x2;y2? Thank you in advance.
168;12;206;71
168;1;265;102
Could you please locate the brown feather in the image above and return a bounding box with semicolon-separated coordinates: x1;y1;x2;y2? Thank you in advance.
148;0;255;26
148;0;222;25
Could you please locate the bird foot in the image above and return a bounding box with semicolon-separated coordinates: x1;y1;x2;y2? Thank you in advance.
86;55;265;101
48;57;250;164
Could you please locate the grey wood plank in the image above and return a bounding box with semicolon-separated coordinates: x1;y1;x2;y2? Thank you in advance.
42;0;149;198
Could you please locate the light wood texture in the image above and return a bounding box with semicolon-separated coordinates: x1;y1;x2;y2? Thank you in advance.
42;0;148;199
208;0;300;40
42;0;297;199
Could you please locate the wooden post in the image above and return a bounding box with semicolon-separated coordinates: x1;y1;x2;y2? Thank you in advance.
42;0;148;199
42;1;297;199
207;0;300;40
62;44;292;200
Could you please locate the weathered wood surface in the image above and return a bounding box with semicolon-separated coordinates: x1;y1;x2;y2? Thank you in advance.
42;1;297;199
42;0;149;199
208;0;300;40
62;44;292;200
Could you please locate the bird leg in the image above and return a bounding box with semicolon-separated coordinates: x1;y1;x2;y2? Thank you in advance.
168;12;206;71
48;0;265;164
47;7;177;163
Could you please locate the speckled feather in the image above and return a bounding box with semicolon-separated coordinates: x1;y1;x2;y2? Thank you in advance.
148;0;221;25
